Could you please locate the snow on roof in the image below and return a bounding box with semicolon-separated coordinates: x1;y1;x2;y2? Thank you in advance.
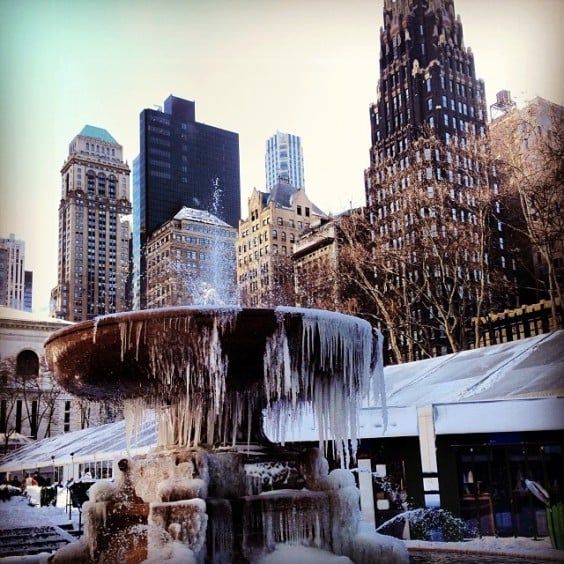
173;206;231;227
0;418;157;472
0;306;72;327
381;330;564;406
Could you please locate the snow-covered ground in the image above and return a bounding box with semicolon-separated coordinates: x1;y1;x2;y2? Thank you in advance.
406;537;563;562
0;493;562;563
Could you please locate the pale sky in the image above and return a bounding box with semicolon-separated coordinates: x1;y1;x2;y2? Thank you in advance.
0;0;562;315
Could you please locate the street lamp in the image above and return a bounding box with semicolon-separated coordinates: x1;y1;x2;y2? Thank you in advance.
68;452;75;520
51;455;55;485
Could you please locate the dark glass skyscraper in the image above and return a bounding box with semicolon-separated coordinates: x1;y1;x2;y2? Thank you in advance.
133;95;241;308
367;0;488;161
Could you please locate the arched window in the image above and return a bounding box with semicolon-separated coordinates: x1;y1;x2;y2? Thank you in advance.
272;229;278;240
16;350;39;376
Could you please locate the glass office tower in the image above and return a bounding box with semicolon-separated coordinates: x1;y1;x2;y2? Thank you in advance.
133;95;241;309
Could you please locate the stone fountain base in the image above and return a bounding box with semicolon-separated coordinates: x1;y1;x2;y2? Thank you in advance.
50;445;408;564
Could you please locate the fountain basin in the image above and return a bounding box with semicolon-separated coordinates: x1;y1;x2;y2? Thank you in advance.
45;306;378;450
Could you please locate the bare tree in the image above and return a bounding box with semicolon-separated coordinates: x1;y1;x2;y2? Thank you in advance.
338;210;414;363
353;128;511;362
492;100;564;329
0;355;62;452
268;253;297;307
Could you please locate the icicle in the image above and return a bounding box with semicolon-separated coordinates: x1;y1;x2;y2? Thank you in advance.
92;317;99;344
371;328;388;432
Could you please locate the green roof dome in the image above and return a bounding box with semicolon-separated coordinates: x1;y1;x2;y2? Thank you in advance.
79;125;117;144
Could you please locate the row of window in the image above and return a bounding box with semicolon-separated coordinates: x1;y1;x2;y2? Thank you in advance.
84;142;116;157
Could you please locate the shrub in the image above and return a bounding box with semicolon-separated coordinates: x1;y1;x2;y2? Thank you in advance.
408;508;477;542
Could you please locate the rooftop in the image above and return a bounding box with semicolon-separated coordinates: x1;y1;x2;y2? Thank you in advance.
0;306;72;327
173;206;232;228
78;125;118;145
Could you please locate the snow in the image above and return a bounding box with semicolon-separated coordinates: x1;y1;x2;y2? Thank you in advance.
405;537;561;562
256;543;353;563
1;495;561;563
0;489;77;530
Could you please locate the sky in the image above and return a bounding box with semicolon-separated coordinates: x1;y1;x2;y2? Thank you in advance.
0;0;562;315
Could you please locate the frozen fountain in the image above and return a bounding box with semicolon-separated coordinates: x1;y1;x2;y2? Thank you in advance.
45;306;408;563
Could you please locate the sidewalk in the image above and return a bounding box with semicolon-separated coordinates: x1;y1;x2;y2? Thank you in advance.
406;536;564;562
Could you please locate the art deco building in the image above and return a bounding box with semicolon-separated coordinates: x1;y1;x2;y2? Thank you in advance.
0;234;32;312
52;126;131;321
364;0;512;359
133;95;241;309
145;207;237;308
237;182;326;307
265;131;305;191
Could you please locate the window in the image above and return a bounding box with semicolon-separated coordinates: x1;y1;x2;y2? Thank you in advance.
16;350;39;376
272;229;278;240
297;206;302;215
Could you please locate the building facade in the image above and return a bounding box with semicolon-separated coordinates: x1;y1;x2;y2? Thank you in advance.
363;0;513;360
265;131;305;191
490;96;564;309
145;207;237;308
133;95;241;309
0;307;119;451
293;211;366;314
237;183;326;307
51;126;131;322
0;234;32;312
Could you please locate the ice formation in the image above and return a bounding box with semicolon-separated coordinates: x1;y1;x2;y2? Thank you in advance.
47;306;386;465
44;306;405;563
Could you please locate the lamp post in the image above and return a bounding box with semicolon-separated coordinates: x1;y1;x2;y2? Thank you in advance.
68;452;75;520
51;455;55;485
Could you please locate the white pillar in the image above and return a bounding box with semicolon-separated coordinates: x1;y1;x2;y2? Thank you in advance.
358;458;376;526
417;405;440;508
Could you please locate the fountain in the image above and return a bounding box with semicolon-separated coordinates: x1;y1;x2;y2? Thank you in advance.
45;306;408;563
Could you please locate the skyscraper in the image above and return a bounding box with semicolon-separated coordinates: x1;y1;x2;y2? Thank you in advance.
265;132;305;191
0;233;32;311
133;95;241;309
52;126;131;321
363;0;511;359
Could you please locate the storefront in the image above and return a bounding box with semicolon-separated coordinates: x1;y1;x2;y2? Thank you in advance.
437;431;563;537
